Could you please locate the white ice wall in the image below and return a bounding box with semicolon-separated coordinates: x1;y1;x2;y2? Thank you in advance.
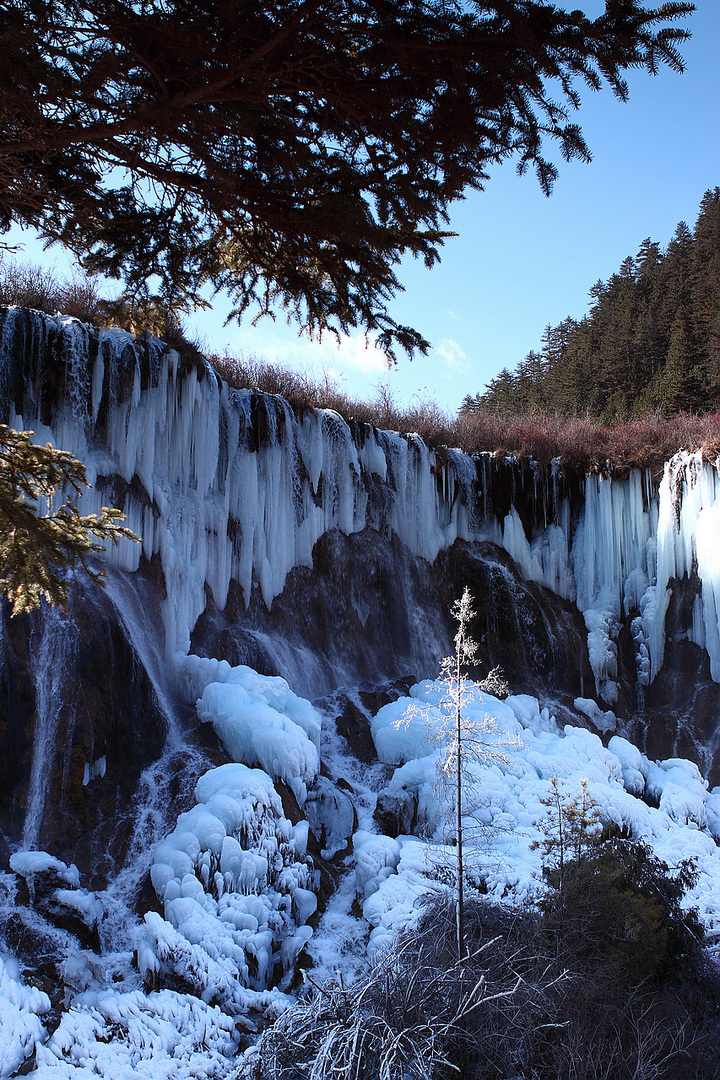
2;313;486;660
3;309;720;700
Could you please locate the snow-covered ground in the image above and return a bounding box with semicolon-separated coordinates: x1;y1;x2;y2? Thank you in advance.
362;680;720;955
3;664;720;1078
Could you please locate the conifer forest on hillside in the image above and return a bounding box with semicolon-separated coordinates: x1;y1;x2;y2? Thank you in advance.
464;188;720;421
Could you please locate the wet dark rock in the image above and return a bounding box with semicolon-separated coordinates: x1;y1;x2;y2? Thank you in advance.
303;832;340;916
334;698;376;764
359;676;417;716
618;579;720;781
481;455;585;538
16;1051;39;1075
39;894;101;953
304;777;357;859
2;910;58;964
13;865;71;908
191;528;450;698
11;861;102;951
275;781;304;826
191;529;595;711
436;541;595;699
0;826;10;871
374;786;421;839
0;585;175;886
0;607;37;840
134;871;164;920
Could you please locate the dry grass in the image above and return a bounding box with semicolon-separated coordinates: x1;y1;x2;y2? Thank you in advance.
0;255;205;355
0;256;107;324
210;355;720;474
242;894;719;1080
209;353;457;446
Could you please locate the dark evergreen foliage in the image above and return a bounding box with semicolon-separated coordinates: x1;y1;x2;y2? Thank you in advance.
463;187;720;420
0;426;138;614
0;0;693;361
542;832;704;982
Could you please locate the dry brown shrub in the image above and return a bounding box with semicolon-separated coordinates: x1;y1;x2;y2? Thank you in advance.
0;256;110;325
207;352;720;471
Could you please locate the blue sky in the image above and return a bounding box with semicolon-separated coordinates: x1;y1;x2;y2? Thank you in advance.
5;2;719;416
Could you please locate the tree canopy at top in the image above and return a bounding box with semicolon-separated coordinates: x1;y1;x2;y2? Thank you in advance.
0;0;693;360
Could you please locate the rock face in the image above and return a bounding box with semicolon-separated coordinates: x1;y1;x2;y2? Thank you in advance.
0;583;205;885
1;305;720;873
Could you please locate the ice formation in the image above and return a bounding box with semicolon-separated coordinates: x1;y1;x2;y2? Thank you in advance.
179;656;321;792
3;308;720;701
32;989;242;1079
140;663;323;1001
147;761;315;998
1;666;325;1076
0;954;50;1078
6;663;720;1076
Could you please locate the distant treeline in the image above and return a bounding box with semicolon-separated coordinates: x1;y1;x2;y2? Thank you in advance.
463;188;720;421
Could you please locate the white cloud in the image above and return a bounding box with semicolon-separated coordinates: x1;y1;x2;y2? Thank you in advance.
329;331;390;374
435;338;470;378
221;324;389;376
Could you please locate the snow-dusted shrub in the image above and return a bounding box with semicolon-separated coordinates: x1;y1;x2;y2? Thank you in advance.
241;896;560;1080
532;777;705;983
244;892;720;1080
541;830;705;983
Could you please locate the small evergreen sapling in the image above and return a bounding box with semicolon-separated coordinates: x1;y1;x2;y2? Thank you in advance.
534;777;704;982
533;776;602;910
397;586;512;962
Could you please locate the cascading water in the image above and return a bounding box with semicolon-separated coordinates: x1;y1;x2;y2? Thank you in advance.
98;573;215;923
101;572;183;744
2;307;720;718
2;305;720;787
22;606;78;851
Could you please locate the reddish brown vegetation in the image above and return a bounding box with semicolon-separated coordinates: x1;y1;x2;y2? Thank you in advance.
209;354;720;474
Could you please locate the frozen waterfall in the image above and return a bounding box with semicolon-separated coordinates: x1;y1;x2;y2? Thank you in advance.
2;306;720;704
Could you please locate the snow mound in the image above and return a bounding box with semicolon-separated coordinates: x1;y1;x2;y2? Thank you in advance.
0;955;50;1078
32;988;240;1079
146;762;316;999
361;679;720;950
10;851;80;889
179;656;320;788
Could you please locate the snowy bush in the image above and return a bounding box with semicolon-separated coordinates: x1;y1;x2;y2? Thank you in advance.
245;892;720;1080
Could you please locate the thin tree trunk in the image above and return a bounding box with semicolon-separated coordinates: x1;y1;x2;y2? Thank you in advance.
456;639;465;963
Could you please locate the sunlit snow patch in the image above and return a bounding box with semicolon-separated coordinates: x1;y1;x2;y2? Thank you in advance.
363;680;720;955
179;656;320;797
